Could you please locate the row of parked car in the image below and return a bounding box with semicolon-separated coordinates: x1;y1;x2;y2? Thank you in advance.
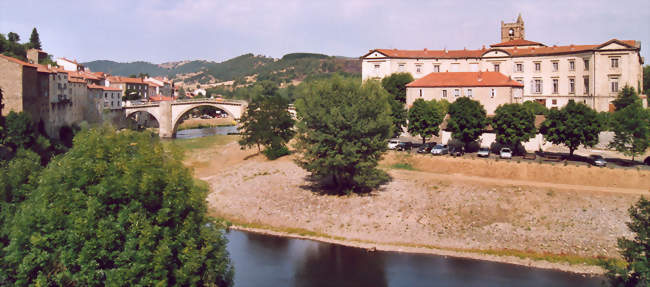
388;139;610;166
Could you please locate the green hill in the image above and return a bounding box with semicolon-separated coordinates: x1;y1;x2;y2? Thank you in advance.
82;53;360;84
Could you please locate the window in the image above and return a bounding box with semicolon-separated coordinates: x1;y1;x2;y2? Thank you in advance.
467;89;473;98
552;79;559;94
442;90;447;98
535;62;541;72
434;65;440;72
611;58;619;68
584;77;589;95
569;78;575;94
454;89;460;97
611;78;619;93
516;63;523;72
534;79;542;94
584;59;589;70
416;64;422;74
552;99;557;105
515;78;524;85
398;63;405;72
494;63;500;72
569;60;575;71
490;89;496;98
374;64;380;70
552;62;558;72
419;89;422;97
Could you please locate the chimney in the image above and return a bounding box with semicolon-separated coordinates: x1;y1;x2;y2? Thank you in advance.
47;64;51;70
26;48;39;64
424;48;427;51
482;45;486;50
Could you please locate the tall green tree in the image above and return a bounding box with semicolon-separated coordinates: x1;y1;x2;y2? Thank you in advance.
1;128;234;286
28;28;41;50
609;102;650;161
604;197;649;287
381;73;414;137
539;100;602;157
612;85;641;111
522;100;548;115
407;98;445;144
492;103;536;149
7;32;19;43
446;97;488;147
294;76;392;194
238;81;295;159
643;65;649;96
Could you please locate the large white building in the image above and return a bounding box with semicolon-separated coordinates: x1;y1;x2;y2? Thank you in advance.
361;15;644;112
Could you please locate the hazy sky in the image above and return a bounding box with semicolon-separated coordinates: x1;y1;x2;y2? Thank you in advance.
1;0;649;64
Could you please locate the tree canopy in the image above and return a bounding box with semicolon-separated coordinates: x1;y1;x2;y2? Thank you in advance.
609;101;650;161
238;81;295;159
539;100;602;156
381;73;414;137
28;28;41;50
612;85;641;111
492;103;536;149
294;76;392;194
407;98;445;144
446;97;488;146
0;127;234;286
522;100;548;115
604;197;649;287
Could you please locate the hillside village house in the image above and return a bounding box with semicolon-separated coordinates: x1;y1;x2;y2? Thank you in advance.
406;71;524;115
107;76;150;100
362;15;644;112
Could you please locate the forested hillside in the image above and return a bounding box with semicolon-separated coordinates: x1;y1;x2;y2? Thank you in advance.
83;53;360;85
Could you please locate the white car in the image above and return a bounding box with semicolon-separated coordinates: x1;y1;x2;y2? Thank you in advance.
499;147;512;159
388;139;400;150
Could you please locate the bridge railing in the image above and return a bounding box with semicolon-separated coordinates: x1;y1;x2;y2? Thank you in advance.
173;98;247;105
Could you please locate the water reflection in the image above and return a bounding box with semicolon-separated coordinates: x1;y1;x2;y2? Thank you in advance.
175;125;238;139
225;230;605;287
294;244;388;287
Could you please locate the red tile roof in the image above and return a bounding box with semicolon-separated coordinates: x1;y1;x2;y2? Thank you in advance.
0;54;37;68
68;77;86;84
490;39;545;47
149;95;173;101
88;84;122;91
406;71;524;88
107;76;146;84
364;39;639;59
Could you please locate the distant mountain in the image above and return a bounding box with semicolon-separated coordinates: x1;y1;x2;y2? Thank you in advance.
82;53;360;85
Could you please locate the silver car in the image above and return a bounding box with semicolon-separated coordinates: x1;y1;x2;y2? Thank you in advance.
478;147;490;158
431;144;449;155
388;139;400;150
589;155;607;167
499;147;512;159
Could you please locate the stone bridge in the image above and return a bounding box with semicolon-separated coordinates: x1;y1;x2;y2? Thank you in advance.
123;99;247;138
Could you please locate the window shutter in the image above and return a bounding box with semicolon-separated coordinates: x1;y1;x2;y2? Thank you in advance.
541;79;544;94
530;80;534;93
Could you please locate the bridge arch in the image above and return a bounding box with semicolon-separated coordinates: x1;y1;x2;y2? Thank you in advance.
171;103;236;135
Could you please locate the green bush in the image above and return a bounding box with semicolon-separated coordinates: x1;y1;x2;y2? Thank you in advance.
262;145;290;160
465;141;480;153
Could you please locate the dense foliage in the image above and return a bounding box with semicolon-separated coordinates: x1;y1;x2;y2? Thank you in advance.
605;197;649;287
407;98;445;144
492;103;536;152
613;85;641;111
644;65;649;97
609;101;650;161
0;128;234;286
381;73;414;137
539;100;602;156
28;28;41;50
446;97;488;147
522;100;549;115
238;81;295;159
293;76;392;194
1;29;55;65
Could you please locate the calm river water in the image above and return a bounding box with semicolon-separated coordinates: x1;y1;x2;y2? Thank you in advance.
176;128;604;286
225;230;604;287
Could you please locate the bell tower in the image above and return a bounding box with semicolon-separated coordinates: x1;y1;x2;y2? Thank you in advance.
500;14;525;42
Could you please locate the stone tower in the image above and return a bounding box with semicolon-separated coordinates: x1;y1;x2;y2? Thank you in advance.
500;14;525;42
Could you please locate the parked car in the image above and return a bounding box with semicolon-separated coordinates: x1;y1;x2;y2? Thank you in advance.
589;155;607;167
499;147;512;159
200;114;213;119
450;146;464;157
395;141;413;151
477;147;490;158
417;142;436;154
388;139;400;150
431;144;449;155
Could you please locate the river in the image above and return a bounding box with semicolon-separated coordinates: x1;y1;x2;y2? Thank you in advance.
176;125;238;139
225;230;604;287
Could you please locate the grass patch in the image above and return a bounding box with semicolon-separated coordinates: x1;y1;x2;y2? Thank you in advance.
167;134;238;151
390;163;417;171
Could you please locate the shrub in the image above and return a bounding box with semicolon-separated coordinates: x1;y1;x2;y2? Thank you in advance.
262;145;290;160
490;142;503;154
465;141;480;153
447;138;464;151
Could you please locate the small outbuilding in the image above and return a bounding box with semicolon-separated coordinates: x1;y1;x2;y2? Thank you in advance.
405;71;524;115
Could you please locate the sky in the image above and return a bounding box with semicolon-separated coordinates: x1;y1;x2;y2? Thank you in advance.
1;0;649;64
